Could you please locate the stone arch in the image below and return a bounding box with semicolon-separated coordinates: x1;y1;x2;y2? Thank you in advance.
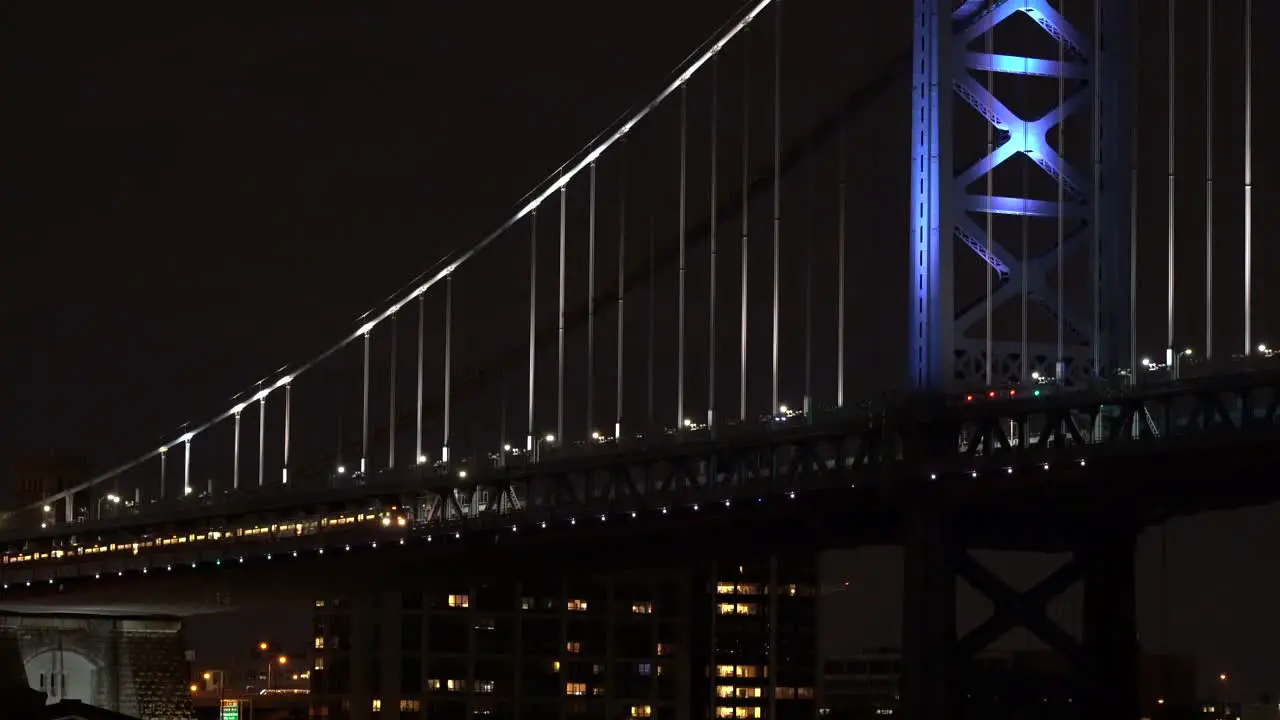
23;647;101;705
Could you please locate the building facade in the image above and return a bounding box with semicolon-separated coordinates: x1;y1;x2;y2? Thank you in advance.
820;648;1198;720
309;553;818;720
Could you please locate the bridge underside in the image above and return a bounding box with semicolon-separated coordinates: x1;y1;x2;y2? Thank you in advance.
3;428;1276;618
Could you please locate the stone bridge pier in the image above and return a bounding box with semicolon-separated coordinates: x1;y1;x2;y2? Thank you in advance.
0;614;195;720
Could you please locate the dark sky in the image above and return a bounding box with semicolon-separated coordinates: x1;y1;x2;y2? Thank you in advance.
5;0;1280;702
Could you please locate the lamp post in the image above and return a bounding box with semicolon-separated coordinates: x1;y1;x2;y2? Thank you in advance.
1219;673;1229;716
268;654;287;690
534;433;556;462
96;493;120;520
203;669;225;708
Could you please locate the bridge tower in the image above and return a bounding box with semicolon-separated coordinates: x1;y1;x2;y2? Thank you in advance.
904;3;1139;720
909;0;1134;391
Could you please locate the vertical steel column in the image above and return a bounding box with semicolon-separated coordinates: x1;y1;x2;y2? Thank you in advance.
1204;0;1214;359
557;186;567;444
803;187;812;418
708;58;720;428
1244;0;1253;353
588;162;598;437
648;217;656;429
616;149;627;440
1092;0;1102;376
232;410;242;489
388;313;398;468
740;28;751;421
442;274;453;464
528;212;538;451
257;395;266;487
1130;20;1140;377
770;0;782;413
678;83;688;428
1055;0;1066;380
908;0;952;391
283;382;291;484
984;2;995;386
836;122;846;408
1167;0;1177;360
183;439;192;495
361;331;370;475
416;295;425;462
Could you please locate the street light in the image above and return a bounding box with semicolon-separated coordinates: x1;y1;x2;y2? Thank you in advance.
1220;673;1229;714
1174;348;1192;379
96;493;120;520
203;669;226;707
258;641;269;651
535;433;556;462
268;655;288;689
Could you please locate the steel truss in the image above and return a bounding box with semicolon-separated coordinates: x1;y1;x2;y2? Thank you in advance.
902;503;1138;720
7;369;1280;577
909;0;1133;390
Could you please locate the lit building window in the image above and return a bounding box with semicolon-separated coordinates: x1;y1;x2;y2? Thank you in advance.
638;663;652;676
592;687;605;696
446;679;465;691
797;687;814;699
399;700;421;712
314;658;325;670
314;600;325;607
736;583;761;594
715;708;735;718
656;643;672;656
427;679;441;690
734;666;762;678
716;583;737;594
448;594;470;608
592;664;604;675
657;664;666;676
717;665;735;678
521;597;534;610
475;680;495;694
736;688;762;699
552;660;561;671
717;686;735;698
776;687;795;699
631;705;652;718
632;601;653;614
567;599;588;611
566;682;587;696
566;641;582;654
371;699;382;711
718;603;759;616
314;637;325;649
734;708;762;718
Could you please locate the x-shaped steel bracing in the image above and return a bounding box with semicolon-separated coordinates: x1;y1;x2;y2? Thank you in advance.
950;0;1095;354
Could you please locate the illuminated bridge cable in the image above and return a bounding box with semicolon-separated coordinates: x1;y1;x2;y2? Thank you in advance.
708;54;719;429
16;43;912;512
5;0;779;518
287;51;912;484
678;82;688;430
740;25;751;422
616;141;627;440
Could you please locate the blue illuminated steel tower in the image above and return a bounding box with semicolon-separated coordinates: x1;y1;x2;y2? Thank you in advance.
909;0;1134;391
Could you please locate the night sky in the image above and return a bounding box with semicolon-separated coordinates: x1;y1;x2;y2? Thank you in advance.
5;0;1280;701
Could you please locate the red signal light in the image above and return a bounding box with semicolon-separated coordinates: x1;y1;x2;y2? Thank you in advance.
965;394;974;402
987;390;996;398
1008;389;1016;396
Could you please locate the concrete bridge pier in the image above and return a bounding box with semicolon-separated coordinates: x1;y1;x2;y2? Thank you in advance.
0;614;196;720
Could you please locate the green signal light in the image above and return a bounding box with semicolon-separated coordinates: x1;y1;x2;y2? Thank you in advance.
1033;389;1041;397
